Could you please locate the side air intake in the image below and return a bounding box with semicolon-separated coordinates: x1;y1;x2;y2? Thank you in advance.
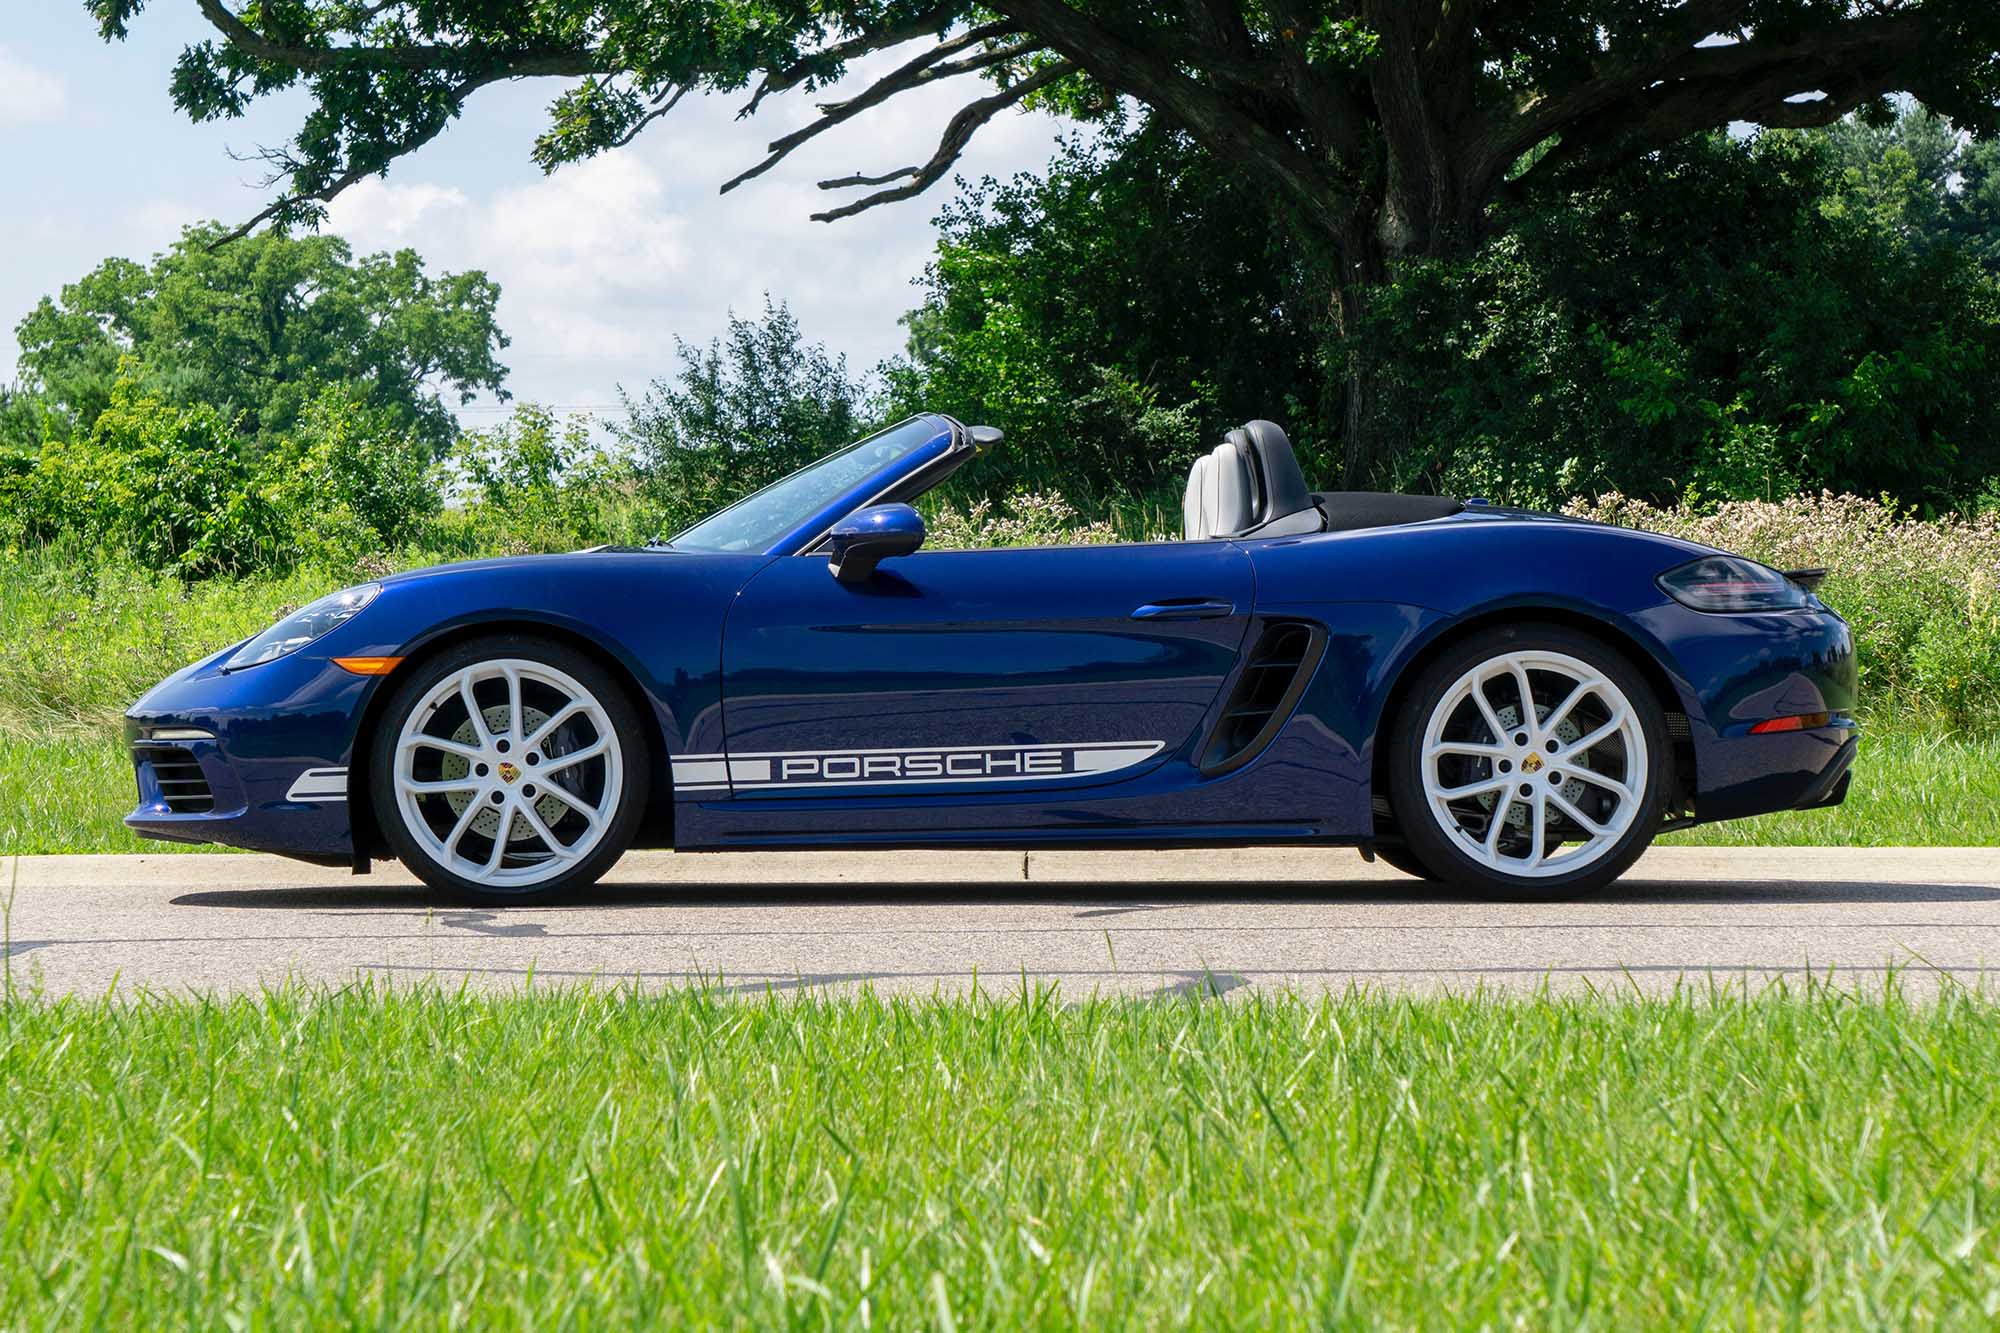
136;744;215;814
1200;620;1326;777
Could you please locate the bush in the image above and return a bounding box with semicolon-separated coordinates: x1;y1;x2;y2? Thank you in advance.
443;406;648;556
926;490;1127;549
263;388;442;569
5;377;280;577
618;298;868;539
0;374;453;579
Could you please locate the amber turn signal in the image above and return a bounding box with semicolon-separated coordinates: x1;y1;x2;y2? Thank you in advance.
332;656;404;676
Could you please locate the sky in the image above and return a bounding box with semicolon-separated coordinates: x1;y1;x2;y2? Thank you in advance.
0;7;1072;424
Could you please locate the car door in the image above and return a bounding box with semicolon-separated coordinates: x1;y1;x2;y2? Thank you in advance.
711;541;1255;811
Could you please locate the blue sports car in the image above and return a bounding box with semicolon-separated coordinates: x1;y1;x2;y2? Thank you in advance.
125;415;1857;902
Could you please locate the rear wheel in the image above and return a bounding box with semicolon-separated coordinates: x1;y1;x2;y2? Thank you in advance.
1388;624;1668;898
369;636;648;904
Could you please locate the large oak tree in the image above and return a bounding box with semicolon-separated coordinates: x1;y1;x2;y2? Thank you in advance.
91;1;2000;480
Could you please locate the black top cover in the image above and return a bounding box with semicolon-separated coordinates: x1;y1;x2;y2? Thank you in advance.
1311;491;1466;532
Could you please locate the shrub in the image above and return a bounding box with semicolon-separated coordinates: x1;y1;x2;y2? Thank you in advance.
263;388;442;569
446;406;648;555
20;377;280;577
926;491;1126;549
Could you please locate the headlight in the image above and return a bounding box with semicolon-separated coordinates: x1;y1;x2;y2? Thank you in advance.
224;584;381;670
1657;556;1811;613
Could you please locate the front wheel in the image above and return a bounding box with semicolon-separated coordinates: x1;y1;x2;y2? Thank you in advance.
369;636;649;904
1387;624;1669;899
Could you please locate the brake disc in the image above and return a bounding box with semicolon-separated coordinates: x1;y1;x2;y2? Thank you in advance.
1478;703;1587;829
441;704;571;841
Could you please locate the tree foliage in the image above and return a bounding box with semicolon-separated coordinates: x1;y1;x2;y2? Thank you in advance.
12;223;508;455
1360;111;2000;507
894;104;2000;509
617;297;868;535
886;122;1325;503
93;1;2000;477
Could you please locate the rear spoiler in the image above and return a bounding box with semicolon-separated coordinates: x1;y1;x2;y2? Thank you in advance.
1782;567;1828;592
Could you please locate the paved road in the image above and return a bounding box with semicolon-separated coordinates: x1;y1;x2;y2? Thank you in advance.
4;847;1998;998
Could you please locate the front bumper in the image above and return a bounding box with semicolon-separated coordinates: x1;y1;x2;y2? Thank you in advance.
124;652;376;861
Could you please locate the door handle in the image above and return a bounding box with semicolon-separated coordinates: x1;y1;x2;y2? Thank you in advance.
1130;598;1237;621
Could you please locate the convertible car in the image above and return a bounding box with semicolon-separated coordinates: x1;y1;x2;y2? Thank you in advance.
126;415;1857;902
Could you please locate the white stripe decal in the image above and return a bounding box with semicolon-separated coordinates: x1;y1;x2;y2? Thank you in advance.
671;741;1165;794
285;767;349;802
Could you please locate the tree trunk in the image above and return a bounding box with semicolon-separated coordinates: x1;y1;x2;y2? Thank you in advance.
1333;221;1401;490
1330;171;1492;490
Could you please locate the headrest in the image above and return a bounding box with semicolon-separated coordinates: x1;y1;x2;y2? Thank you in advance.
1238;420;1313;526
1182;440;1254;540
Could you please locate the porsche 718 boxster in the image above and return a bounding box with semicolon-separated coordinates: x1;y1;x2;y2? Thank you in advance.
125;415;1857;902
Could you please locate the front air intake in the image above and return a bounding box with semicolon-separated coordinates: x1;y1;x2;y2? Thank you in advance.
137;744;215;814
1200;620;1326;776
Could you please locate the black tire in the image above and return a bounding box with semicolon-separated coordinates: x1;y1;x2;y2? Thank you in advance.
1370;843;1439;880
1387;623;1669;900
369;634;649;905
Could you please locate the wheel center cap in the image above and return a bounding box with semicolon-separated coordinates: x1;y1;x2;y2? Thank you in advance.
497;761;521;784
1521;751;1544;774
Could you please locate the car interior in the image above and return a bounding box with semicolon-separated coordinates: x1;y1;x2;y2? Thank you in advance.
1182;419;1465;541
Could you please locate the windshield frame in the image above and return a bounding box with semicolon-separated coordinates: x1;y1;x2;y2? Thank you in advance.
666;415;962;556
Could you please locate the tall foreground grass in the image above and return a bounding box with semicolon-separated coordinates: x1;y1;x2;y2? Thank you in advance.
1;984;1997;1325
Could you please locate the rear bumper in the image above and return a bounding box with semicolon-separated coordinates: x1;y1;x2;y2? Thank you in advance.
1692;720;1859;823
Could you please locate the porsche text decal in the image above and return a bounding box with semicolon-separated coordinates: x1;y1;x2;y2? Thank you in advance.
671;741;1165;793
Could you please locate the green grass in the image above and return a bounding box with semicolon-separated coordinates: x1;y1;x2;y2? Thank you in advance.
0;553;331;733
0;732;205;855
1;984;1997;1326
1665;725;2000;847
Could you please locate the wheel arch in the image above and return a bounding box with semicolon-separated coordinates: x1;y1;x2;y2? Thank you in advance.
1368;604;1699;832
347;618;677;861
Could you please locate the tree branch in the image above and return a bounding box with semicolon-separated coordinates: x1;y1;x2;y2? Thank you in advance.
1467;0;1757;183
194;0;596;77
739;6;959;118
811;60;1076;222
986;0;1349;233
1507;34;1928;200
205;63;526;247
720;23;1031;195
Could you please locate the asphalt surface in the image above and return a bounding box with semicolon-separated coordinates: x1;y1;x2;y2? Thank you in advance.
4;846;1998;999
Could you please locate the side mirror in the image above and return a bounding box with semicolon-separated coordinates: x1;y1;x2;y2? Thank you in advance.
829;504;926;584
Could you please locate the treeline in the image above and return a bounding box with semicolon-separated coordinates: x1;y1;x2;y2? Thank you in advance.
0;214;861;574
5;104;2000;583
885;104;2000;512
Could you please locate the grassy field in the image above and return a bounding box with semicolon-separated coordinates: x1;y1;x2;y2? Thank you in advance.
0;984;1995;1326
5;722;1993;856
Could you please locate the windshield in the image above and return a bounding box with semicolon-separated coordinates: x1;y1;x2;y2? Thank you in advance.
668;418;946;553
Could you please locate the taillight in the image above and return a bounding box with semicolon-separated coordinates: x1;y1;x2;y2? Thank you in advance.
1658;556;1813;612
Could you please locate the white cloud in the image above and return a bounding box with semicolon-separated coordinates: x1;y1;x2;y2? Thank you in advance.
322;52;1066;418
0;46;68;127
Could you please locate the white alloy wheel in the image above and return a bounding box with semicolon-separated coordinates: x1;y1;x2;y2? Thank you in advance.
1417;648;1649;879
392;657;625;890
